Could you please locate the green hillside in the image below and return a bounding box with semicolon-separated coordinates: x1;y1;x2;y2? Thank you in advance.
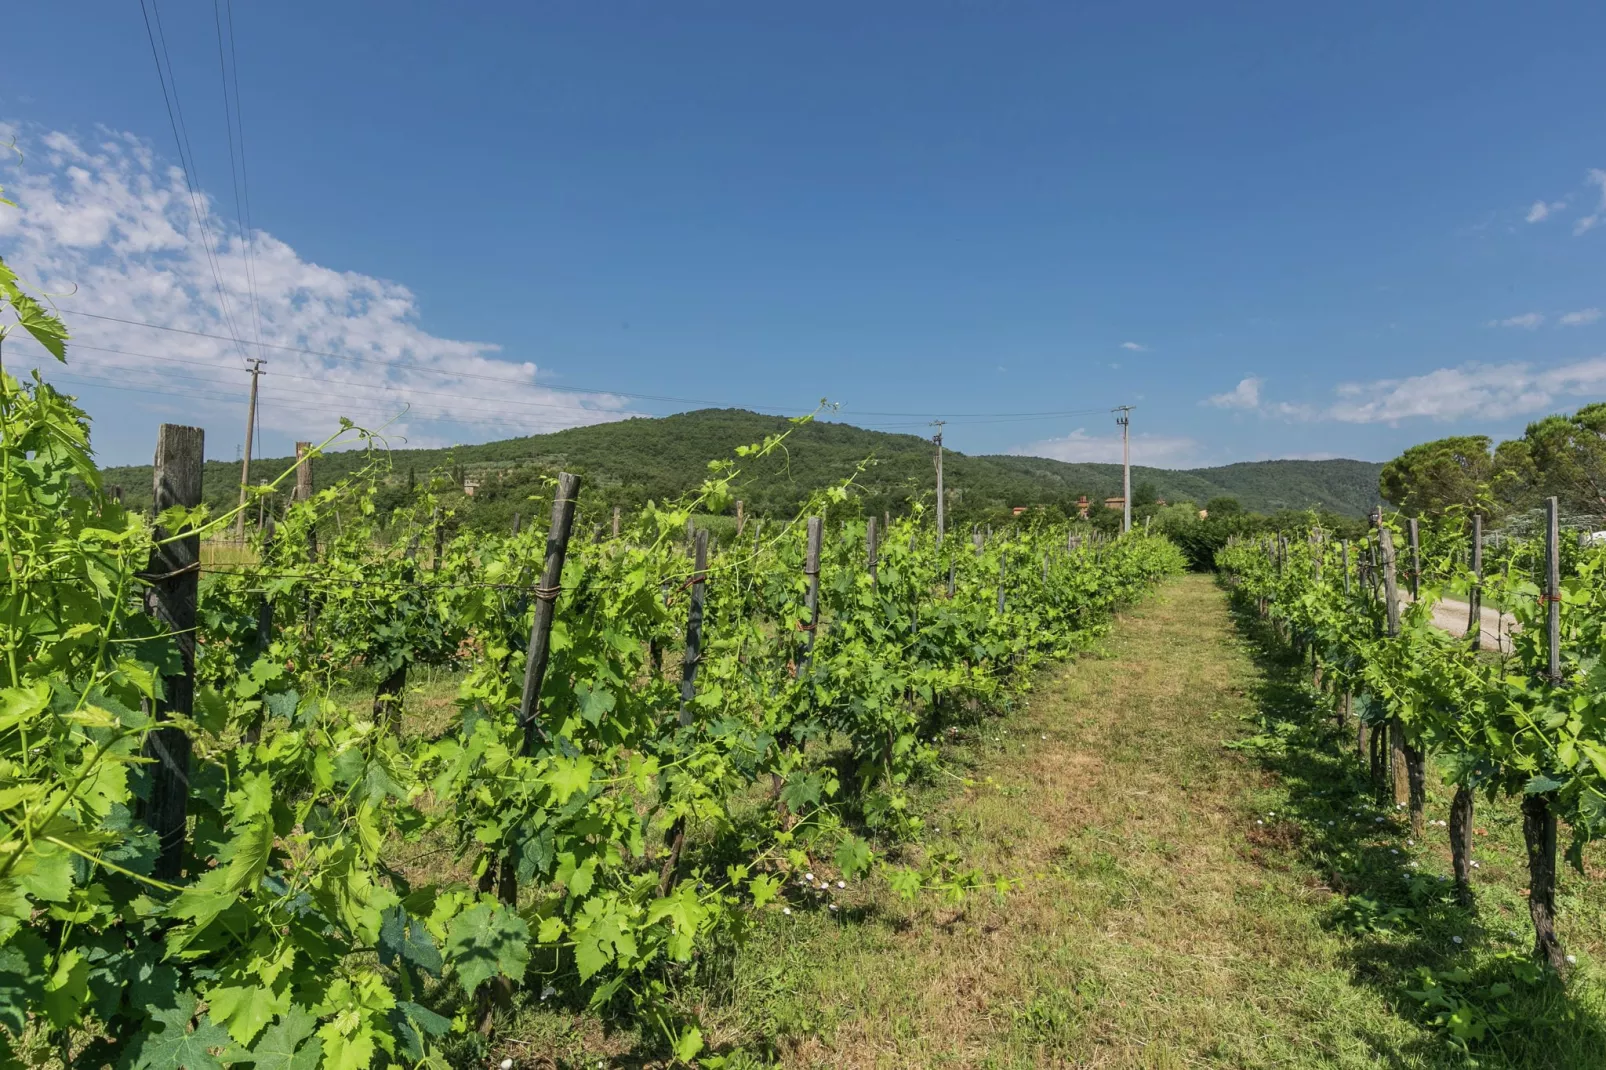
98;408;1383;522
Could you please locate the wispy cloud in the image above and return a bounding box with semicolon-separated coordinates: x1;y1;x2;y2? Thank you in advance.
1575;169;1606;235
1009;427;1202;468
0;122;635;453
1204;377;1262;409
1119;341;1147;352
1490;312;1545;329
1327;357;1606;424
1561;308;1602;327
1527;200;1566;223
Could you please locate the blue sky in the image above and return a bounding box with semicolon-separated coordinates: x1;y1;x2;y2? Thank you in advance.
3;2;1606;471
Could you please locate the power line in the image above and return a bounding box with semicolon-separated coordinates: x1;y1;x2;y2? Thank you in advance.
213;0;265;355
137;0;253;369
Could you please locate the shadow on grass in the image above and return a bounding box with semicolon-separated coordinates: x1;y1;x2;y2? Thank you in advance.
1222;587;1606;1069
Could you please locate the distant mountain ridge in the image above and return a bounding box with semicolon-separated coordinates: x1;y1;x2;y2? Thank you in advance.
98;408;1384;518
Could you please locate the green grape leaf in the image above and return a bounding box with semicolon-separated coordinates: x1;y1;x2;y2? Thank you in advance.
444;901;531;994
243;1006;322;1070
126;996;236;1070
208;981;288;1047
834;834;874;880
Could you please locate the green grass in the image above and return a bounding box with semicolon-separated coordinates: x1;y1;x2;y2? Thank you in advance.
454;574;1606;1067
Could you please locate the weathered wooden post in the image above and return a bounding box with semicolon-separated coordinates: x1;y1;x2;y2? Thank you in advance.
1376;514;1421;828
1450;514;1482;904
519;472;581;755
866;516;878;589
1467;514;1482;646
1407;517;1421;600
144;424;204;881
947;559;956;598
612;505;622;539
1524;497;1567;969
997;549;1007;615
432;506;444;571
658;529;710;895
510;512;521;536
735;500;744;537
799;517;823;674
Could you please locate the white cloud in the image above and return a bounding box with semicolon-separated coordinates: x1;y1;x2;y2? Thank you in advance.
1326;357;1606;424
1204;377;1262;409
1526;200;1565;223
1009;427;1203;467
1561;308;1602;327
1574;169;1606;235
1489;312;1545;329
0;123;634;452
1119;341;1147;352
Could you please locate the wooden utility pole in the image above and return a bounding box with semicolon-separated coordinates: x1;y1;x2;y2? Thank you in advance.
518;473;581;755
1114;405;1133;534
144;424;204;881
931;421;946;547
235;358;266;539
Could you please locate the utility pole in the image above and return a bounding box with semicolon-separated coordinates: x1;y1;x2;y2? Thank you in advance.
236;358;266;540
1114;405;1134;534
931;420;946;547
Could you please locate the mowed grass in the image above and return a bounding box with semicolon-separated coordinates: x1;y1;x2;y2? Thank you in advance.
464;574;1606;1067
678;572;1426;1068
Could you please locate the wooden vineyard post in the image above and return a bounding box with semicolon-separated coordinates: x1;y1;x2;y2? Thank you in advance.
866;516;878;589
1407;517;1421;601
294;441;316;561
658;529;708;896
432;506;444;572
947;559;956;598
973;524;983;556
375;535;421;730
511;512;521;536
1376;515;1422;829
997;549;1007;615
519;472;581;756
686;517;695;546
1341;539;1351;595
799;517;823;675
1545;497;1562;685
735;500;744;537
1448;513;1482;904
143;424;204;881
1523;496;1568;970
613;505;622;539
1310;531;1324;690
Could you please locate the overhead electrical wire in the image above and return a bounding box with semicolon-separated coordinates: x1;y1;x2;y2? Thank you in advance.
212;0;265;356
136;0;253;368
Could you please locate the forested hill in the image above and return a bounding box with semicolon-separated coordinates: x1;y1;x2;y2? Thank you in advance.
98;407;1383;520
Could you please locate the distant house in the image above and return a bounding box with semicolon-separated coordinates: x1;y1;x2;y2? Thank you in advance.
1011;506;1029;516
1104;496;1124;511
1077;495;1090;519
463;477;481;497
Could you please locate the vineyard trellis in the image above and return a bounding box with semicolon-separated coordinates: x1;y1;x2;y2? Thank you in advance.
0;291;1184;1065
1219;503;1606;981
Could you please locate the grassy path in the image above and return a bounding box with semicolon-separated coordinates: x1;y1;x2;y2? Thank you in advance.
506;574;1606;1068
688;573;1601;1069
